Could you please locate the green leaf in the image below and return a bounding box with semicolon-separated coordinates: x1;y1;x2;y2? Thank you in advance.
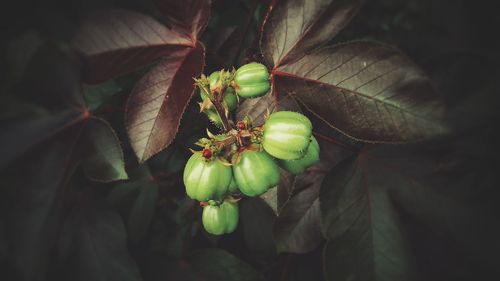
320;155;418;281
188;248;264;281
240;198;277;259
0;45;88;281
83;81;122;111
58;204;142;281
128;181;158;243
82;117;128;182
1;125;84;281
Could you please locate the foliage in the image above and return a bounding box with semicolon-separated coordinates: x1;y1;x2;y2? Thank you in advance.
1;0;499;280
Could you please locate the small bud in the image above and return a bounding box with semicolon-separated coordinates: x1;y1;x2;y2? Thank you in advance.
202;148;213;159
237;121;246;130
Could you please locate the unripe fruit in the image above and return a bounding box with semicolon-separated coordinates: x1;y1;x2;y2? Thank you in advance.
234;63;270;98
262;111;313;160
202;200;239;235
202;71;237;111
232;149;280;196
228;177;238;193
279;136;320;174
183;153;232;201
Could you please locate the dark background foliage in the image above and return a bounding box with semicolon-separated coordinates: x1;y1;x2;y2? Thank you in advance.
1;0;500;281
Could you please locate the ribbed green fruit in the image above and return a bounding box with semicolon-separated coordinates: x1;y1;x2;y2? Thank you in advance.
228;177;238;193
280;136;320;174
183;153;232;201
232;149;280;196
262;111;313;160
202;200;239;235
234;63;270;98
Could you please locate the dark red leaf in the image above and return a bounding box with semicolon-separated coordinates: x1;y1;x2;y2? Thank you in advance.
320;129;500;280
125;43;205;162
72;9;194;83
154;0;211;39
273;174;323;254
235;92;300;126
272;137;345;254
260;0;364;67
273;41;448;142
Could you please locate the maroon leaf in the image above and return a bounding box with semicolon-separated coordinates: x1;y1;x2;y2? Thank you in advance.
260;0;364;67
125;43;205;162
154;0;211;39
273;41;448;142
320;128;500;281
235;92;301;126
272;137;345;253
273;173;323;254
259;169;294;215
72;9;194;83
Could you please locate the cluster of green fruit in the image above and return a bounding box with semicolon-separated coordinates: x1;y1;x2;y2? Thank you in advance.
183;63;320;235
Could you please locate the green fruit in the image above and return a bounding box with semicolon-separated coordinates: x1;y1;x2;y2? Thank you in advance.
202;200;239;235
183;153;232;201
201;71;238;111
262;111;313;160
232;149;280;196
279;136;320;174
228;177;238;193
234;63;270;98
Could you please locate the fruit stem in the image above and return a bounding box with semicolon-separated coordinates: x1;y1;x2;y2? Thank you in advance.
198;81;232;132
212;97;231;132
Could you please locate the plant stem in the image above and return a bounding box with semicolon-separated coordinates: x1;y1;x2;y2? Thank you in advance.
212;95;231;132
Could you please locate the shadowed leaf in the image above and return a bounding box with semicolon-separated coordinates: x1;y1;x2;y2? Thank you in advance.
82;117;127;182
320;154;418;281
128;181;158;243
188;248;264;281
320;127;500;281
125;43;205;162
273;138;343;254
83;81;122;111
58;204;142;281
0;46;88;170
240;197;277;258
1;125;85;281
274;174;323;254
154;0;211;38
